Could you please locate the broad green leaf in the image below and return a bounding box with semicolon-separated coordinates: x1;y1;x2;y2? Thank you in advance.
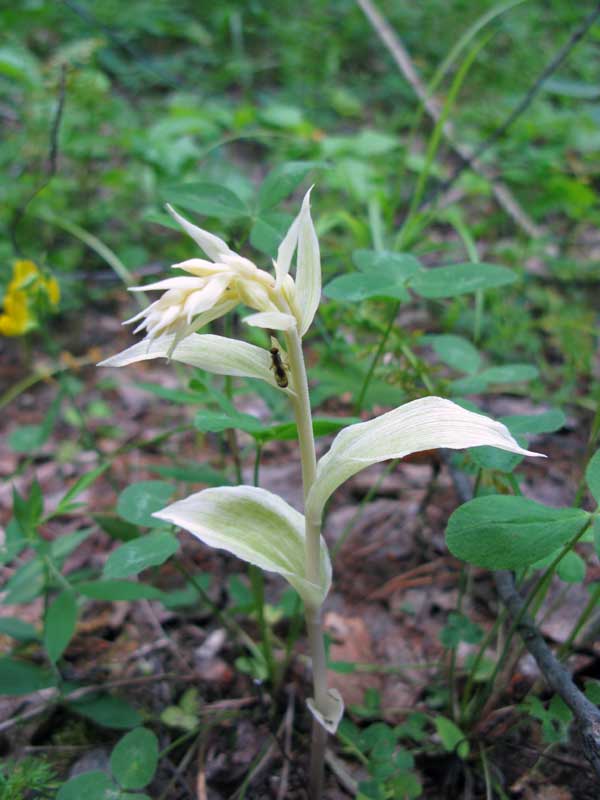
306;397;543;524
247;416;359;444
410;263;517;298
76;580;165;601
470;409;564;473
194;409;264;434
2;558;46;605
147;462;229;485
449;375;489;395
434;716;469;758
117;482;174;528
446;496;589;569
477;364;539;384
99;333;292;393
1;518;26;564
162;182;247;220
93;514;140;541
544;78;600;99
257;161;318;210
259;103;304;128
586;449;600;504
469;445;524;473
501;409;566;435
135;380;203;405
8;391;61;453
0;45;41;85
103;531;179;579
44;591;78;664
424;334;481;375
321;129;398;157
110;727;159;790
8;425;48;452
0;658;56;695
68;694;142;729
56;771;116;800
323;272;408;302
0;617;39;641
3;530;94;604
52;528;94;561
352;249;421;279
439;612;482;649
154;486;331;607
556;551;586;583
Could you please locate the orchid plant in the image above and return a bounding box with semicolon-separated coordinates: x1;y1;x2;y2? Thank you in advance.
100;189;543;798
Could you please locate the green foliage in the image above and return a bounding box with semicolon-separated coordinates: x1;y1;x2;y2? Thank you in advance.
339;717;422;800
0;757;56;800
57;728;158;799
410;263;518;299
446;496;589;569
110;728;159;790
116;481;175;528
4;0;600;793
44;590;78;663
103;531;180;579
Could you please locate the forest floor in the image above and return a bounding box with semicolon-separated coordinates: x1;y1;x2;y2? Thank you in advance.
1;303;599;800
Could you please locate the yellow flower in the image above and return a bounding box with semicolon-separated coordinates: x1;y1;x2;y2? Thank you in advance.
42;275;60;306
0;260;60;337
11;260;39;288
0;290;32;336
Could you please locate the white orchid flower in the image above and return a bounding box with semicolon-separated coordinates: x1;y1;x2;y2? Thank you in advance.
121;190;320;351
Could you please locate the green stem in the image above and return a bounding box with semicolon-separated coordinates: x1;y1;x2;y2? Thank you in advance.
559;582;600;659
355;301;398;414
249;565;275;685
253;442;262;490
284;327;328;799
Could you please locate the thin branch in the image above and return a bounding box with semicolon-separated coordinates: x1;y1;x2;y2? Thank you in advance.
10;64;68;254
355;0;545;239
495;570;600;778
0;672;254;734
436;3;600;200
441;451;600;779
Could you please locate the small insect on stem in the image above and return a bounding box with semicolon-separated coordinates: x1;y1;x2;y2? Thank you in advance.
268;333;289;388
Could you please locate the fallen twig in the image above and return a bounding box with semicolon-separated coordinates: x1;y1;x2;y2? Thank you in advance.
495;570;600;778
355;0;545;239
441;451;600;779
436;3;600;200
0;672;254;734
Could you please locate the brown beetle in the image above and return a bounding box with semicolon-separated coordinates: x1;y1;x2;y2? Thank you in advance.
269;336;289;388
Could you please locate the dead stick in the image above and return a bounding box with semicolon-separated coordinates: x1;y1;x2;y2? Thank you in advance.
495;570;600;778
355;0;545;240
441;451;600;778
437;3;600;199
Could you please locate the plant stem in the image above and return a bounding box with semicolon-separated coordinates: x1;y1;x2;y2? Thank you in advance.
355;301;398;414
284;327;329;799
